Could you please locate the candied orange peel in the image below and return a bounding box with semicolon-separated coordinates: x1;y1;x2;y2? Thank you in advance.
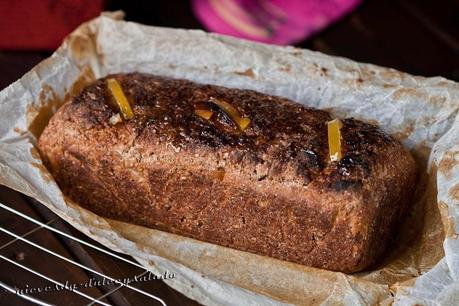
107;78;134;120
210;98;251;131
327;119;343;162
194;109;214;120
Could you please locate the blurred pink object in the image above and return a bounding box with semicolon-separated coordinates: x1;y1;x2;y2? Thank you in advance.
192;0;361;45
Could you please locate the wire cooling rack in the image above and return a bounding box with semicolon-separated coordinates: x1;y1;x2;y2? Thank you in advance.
0;187;198;306
0;202;166;306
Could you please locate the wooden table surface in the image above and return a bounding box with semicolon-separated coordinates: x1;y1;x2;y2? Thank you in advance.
0;0;458;305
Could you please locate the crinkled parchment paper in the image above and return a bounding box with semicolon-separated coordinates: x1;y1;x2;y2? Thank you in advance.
1;12;459;305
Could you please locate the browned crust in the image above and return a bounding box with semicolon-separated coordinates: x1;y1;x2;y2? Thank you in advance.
38;73;418;272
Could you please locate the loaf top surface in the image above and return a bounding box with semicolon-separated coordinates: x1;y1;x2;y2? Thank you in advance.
44;73;411;197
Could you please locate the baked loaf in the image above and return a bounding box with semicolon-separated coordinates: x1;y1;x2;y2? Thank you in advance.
38;73;417;273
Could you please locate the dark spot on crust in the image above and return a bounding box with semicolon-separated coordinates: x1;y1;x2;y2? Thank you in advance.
302;150;322;169
342;118;394;151
295;150;323;183
257;174;268;181
329;179;362;191
338;153;371;178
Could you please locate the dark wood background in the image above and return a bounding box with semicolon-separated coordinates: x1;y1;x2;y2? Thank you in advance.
0;0;458;305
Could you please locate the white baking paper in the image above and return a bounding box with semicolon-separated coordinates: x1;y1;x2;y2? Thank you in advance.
1;12;459;305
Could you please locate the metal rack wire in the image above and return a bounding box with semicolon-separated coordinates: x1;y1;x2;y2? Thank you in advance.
0;202;167;306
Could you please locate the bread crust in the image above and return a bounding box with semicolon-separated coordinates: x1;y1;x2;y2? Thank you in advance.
38;73;417;272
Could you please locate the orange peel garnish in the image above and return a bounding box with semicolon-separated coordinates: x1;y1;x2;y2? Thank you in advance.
327;119;343;162
194;109;214;120
210;98;251;131
107;78;134;120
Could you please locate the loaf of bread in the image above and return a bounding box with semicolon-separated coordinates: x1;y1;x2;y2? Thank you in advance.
38;73;417;273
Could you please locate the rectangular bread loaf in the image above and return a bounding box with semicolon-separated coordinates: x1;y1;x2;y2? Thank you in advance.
38;73;417;273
